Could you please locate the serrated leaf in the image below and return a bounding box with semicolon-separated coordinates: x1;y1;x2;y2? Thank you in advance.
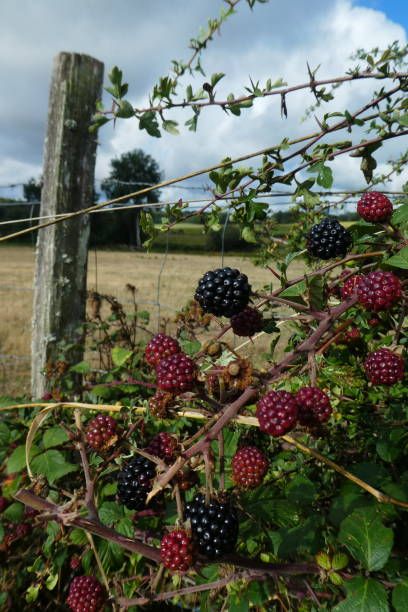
0;423;10;448
116;99;134;118
330;572;344;586
45;573;58;591
43;427;69;449
316;552;331;570
69;360;91;374
7;444;41;474
30;450;78;485
162;120;179;135
332;552;349;570
2;501;24;523
333;577;389;612
111;347;133;367
211;72;225;87
392;579;408;612
99;501;124;526
280;280;306;297
338;508;393;571
70;528;88;546
392;204;408;225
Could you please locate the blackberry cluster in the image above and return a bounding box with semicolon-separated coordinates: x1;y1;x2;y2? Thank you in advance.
357;192;393;223
256;390;298;437
295;387;332;425
184;494;239;559
160;529;194;572
145;432;178;463
357;271;402;312
194;267;251;317
117;455;156;510
86;414;118;452
232;446;269;489
307;218;352;260
156;352;197;393
230;306;264;337
66;576;105;612
145;333;181;367
341;274;363;300
364;348;404;386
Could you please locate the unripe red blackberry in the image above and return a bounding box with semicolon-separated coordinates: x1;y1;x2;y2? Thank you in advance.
149;390;174;418
0;497;8;512
295;387;332;425
364;348;404;386
156;352;197;393
194;267;251;317
86;414;118;452
160;529;194;572
145;333;181;367
145;432;178;463
66;576;105;612
345;327;361;343
341;274;363;300
230;306;264;337
117;455;157;510
307;218;352;260
232;446;269;489
184;494;239;559
256;390;298;437
70;555;81;570
357;192;393;223
357;271;402;312
368;316;381;327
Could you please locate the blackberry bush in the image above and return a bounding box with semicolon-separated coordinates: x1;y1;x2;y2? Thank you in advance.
117;455;157;510
307;218;352;260
194;267;251;317
357;191;393;222
256;390;298;436
357;270;402;311
66;576;105;612
184;494;239;559
156;352;197;393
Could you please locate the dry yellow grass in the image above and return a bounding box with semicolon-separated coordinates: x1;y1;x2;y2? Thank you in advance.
0;245;305;396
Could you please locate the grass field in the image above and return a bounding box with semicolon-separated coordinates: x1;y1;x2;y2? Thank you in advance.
0;244;307;396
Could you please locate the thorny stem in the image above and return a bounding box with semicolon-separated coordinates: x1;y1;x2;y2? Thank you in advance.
74;409;99;522
203;448;214;503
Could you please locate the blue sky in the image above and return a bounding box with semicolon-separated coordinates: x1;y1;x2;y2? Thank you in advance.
357;0;407;28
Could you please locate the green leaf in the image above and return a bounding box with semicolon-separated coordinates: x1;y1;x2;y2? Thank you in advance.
333;577;389;612
392;203;408;225
211;72;225;87
3;501;24;523
280;280;306;297
45;573;58;591
162;120;179;135
0;524;4;544
69;360;91;374
286;475;317;505
242;226;257;243
385;246;408;270
30;450;78;485
139;111;161;137
111;347;133;367
116;99;134;118
392;579;408;612
26;584;41;603
0;422;10;448
43;427;69;449
7;444;41;474
338;508;393;570
308;275;325;310
99;501;124;526
70;528;88;546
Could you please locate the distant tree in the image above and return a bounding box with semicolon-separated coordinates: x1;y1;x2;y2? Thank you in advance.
100;149;162;249
23;177;42;202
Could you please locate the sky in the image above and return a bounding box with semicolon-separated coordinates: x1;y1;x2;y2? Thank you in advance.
0;0;406;205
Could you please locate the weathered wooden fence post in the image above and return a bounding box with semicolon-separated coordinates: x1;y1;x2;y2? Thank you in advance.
31;52;104;398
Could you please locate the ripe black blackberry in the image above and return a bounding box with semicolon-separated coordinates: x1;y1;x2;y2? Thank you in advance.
256;390;298;436
160;529;194;572
86;413;118;452
184;494;239;559
357;192;393;223
145;333;181;367
66;576;105;612
232;446;269;489
230;306;264;337
156;352;197;393
364;348;404;386
117;455;157;510
307;218;352;260
295;387;332;425
341;274;363;300
357;271;402;312
145;432;178;463
194;267;251;317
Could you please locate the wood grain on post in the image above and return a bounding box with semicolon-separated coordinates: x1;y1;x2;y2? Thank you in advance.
31;53;104;398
